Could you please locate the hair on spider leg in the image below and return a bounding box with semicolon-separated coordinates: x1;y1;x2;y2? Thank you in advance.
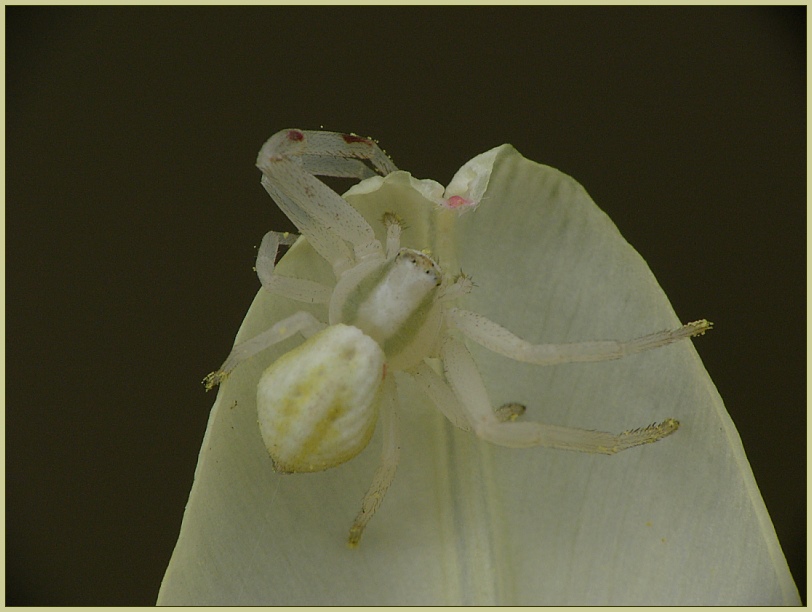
466;192;495;207
621;419;680;437
456;269;477;288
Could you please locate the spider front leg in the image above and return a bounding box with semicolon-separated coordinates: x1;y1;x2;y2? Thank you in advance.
441;336;679;454
261;129;397;179
256;130;398;275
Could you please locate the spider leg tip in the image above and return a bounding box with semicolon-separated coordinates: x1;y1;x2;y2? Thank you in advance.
202;370;226;391
347;528;363;548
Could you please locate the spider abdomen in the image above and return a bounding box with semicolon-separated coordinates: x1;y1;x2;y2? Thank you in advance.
257;324;385;474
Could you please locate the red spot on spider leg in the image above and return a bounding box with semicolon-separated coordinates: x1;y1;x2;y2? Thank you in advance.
342;133;373;145
382;363;388;380
287;130;305;141
445;195;474;209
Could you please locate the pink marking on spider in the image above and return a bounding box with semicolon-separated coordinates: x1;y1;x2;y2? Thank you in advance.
444;195;474;209
287;130;305;141
342;133;373;145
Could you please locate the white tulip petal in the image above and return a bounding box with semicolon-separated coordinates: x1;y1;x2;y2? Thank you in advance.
158;145;798;605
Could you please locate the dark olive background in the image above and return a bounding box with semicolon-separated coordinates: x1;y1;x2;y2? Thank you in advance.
6;6;805;605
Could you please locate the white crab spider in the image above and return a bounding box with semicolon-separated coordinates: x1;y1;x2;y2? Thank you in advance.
204;129;711;547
